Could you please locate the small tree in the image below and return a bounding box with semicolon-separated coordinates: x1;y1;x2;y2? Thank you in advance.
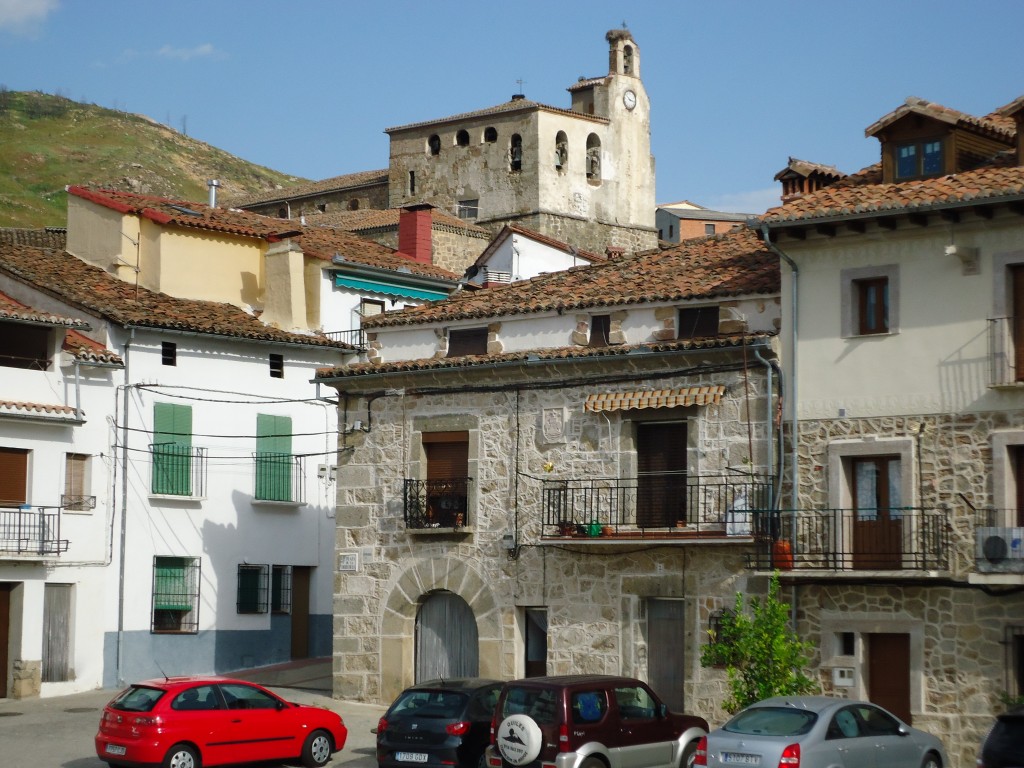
701;572;817;713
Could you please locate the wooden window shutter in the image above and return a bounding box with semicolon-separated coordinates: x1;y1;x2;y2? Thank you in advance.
424;431;469;480
0;448;28;506
152;403;193;495
256;414;293;501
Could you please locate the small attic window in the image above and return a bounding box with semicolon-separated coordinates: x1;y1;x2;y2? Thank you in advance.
456;130;470;147
317;203;327;213
678;306;719;339
162;342;177;367
428;134;441;156
484;127;498;143
896;139;943;179
348;199;360;211
447;328;488;357
588;315;611;347
269;353;284;378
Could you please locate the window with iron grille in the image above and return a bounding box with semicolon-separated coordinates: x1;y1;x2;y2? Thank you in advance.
1005;625;1024;701
272;565;292;614
152;556;200;633
256;414;293;501
152;402;193;496
237;564;269;613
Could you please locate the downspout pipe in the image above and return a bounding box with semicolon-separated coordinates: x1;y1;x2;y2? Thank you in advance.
116;329;134;687
759;223;799;510
750;347;776;506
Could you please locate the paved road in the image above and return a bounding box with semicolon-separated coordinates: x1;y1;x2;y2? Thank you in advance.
0;685;385;768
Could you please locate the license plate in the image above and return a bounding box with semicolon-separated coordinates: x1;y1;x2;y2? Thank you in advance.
396;753;428;763
722;753;759;765
105;744;127;756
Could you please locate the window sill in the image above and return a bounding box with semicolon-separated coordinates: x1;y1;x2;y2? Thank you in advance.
149;494;206;502
252;499;305;509
407;525;474;536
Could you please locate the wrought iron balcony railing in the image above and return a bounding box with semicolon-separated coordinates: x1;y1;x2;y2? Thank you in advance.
541;472;772;538
150;444;208;498
0;505;69;556
61;494;96;511
744;508;950;571
404;478;472;530
987;316;1023;386
252;452;306;504
324;329;367;350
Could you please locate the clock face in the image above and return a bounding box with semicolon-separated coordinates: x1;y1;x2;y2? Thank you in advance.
623;90;637;110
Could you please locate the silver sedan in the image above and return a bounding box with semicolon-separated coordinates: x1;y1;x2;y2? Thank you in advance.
695;696;947;768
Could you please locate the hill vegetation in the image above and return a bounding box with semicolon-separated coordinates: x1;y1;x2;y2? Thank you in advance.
0;89;307;228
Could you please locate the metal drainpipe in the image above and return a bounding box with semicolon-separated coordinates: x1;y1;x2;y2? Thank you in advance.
751;346;775;501
759;223;799;511
116;329;133;686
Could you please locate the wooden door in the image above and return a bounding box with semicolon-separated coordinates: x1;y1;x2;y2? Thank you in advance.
290;567;310;660
636;423;687;528
868;633;911;724
416;591;478;682
0;583;10;697
1013;266;1024;382
852;457;902;569
42;584;71;682
647;599;686;711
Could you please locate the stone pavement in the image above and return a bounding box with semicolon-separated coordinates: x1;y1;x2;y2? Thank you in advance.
0;657;386;768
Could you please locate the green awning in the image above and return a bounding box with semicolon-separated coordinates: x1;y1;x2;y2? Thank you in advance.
334;274;450;302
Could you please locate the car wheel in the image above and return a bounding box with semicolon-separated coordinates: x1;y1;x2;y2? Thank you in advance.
162;743;200;768
580;758;605;768
302;728;334;767
921;752;942;768
681;739;699;768
476;751;488;768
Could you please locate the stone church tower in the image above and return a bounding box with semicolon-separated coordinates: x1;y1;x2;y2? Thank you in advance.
386;29;657;255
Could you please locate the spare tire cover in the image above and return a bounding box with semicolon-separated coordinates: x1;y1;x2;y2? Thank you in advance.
495;714;543;766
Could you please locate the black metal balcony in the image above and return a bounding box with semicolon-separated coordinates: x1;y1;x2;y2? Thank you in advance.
150;444;208;498
744;508;950;571
541;472;772;538
0;505;69;556
987;316;1023;386
324;329;367;350
404;478;472;530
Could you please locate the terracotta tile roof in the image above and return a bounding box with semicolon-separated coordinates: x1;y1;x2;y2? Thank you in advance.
761;164;1024;225
0;228;67;249
363;228;778;328
385;98;608;133
317;333;774;381
298;227;460;281
865;96;1016;140
999;96;1024;119
568;76;608;92
0;243;354;350
584;385;725;412
0;400;79;420
64;328;124;365
67;186;302;242
226;169;389;208
0;289;90;328
773;157;846;182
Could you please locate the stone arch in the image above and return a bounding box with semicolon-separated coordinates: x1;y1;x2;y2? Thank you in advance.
379;555;501;701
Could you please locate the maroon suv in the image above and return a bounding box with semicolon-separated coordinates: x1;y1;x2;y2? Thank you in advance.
486;675;708;768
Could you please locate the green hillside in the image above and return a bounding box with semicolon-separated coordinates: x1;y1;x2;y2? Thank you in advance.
0;90;307;228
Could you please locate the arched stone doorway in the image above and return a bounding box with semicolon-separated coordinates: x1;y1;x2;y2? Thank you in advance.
415;590;478;681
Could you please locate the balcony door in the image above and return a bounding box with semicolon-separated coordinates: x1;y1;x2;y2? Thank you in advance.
424;432;469;527
637;422;687;528
852;456;902;569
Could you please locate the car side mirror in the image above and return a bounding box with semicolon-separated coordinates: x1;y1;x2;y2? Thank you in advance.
657;703;668;719
897;725;910;736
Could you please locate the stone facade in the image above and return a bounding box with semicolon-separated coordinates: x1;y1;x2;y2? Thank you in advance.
331;350;778;714
358;223;492;277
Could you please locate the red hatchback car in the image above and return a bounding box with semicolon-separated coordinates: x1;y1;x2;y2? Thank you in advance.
94;676;347;768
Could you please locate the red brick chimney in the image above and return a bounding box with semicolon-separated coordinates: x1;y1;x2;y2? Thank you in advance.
398;204;434;264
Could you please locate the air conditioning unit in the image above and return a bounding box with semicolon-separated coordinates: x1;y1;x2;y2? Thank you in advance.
976;527;1024;572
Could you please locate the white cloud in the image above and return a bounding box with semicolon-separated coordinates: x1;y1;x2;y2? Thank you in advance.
156;43;224;62
706;187;782;216
0;0;59;34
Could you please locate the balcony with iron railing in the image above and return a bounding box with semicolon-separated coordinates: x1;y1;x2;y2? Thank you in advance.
744;508;950;572
150;444;208;499
324;329;368;350
540;472;773;540
252;452;306;504
987;316;1024;387
404;478;472;530
0;505;69;557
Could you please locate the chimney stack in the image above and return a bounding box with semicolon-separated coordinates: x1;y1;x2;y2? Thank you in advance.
207;179;221;208
398;204;434;264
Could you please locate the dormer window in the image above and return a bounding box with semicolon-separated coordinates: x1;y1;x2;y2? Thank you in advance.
896;139;943;180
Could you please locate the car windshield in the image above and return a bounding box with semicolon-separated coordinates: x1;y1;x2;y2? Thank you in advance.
110;685;166;713
390;690;469;719
723;707;818;737
499;687;559;725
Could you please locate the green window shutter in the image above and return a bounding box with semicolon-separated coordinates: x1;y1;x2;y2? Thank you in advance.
256;414;292;501
154;557;192;611
153;403;193;495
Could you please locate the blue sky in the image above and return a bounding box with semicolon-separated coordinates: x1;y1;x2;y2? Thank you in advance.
1;0;1022;214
